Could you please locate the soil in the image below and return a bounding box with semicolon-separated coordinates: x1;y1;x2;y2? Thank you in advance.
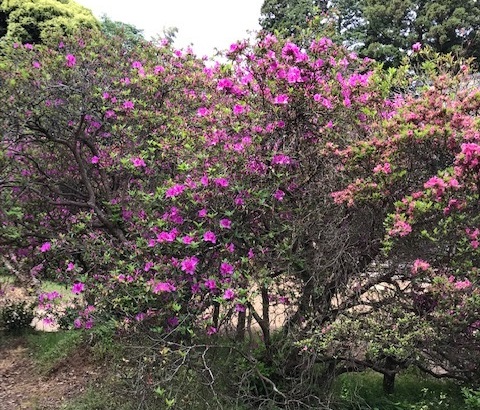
0;335;98;410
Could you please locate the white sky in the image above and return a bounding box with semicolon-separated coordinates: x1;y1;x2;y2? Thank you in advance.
76;0;264;57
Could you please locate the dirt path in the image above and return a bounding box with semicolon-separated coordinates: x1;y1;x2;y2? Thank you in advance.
0;336;96;410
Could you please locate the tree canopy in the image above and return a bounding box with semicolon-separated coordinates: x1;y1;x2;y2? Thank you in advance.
259;0;480;66
0;0;98;45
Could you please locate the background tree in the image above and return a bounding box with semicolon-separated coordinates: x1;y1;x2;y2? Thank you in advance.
0;0;98;45
259;0;480;66
259;0;329;38
100;15;145;46
356;0;480;66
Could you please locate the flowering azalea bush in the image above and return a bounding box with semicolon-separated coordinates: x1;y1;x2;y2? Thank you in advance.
1;29;480;405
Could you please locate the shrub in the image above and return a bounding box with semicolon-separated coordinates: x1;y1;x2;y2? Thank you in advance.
0;300;35;332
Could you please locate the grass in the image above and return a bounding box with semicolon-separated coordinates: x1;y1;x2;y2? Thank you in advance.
61;387;134;410
40;280;73;298
334;369;466;410
26;330;84;373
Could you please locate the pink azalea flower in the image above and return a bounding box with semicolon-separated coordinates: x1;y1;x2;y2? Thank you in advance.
198;208;208;217
182;235;195;245
181;256;199;275
154;65;165;74
220;218;232;229
65;54;76;67
197;107;209;116
204;279;217;290
32;61;41;69
72;282;85;294
131;157;146;167
272;154;291;165
156;229;178;243
412;42;422;52
165;184;185;198
153;282;176;293
273;189;285;201
217;78;233;90
204;231;217;243
411;259;430;274
214;178;229;187
274;94;289;105
220;262;234;276
123;100;134;110
287;66;302;83
207;326;217;335
234;196;244;206
223;288;235;300
233;104;246;115
66;262;75;271
85;319;94;329
455;279;472;290
144;261;154;271
40;242;51;252
91;156;99;164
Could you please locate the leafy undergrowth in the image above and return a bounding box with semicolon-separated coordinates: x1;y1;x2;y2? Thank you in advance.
333;370;469;410
1;328;478;410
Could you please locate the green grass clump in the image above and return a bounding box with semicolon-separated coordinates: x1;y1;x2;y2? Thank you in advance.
61;387;134;410
27;330;84;373
334;369;465;410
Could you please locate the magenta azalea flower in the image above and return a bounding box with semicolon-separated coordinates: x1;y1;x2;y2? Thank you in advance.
165;184;185;198
123;100;134;110
273;189;285;201
40;242;51;252
91;156;99;164
233;104;246;115
214;178;229;187
131;157;146;167
198;208;208;217
204;231;217;243
412;42;422;52
197;107;210;116
272;154;291;165
223;288;235;300
273;94;289;104
65;54;76;67
72;282;85;294
181;256;199;275
220;262;234;276
182;235;195;245
153;282;176;293
219;218;232;229
204;279;217;290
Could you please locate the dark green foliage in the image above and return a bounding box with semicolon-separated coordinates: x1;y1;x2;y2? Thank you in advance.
259;0;329;38
356;0;480;67
259;0;480;66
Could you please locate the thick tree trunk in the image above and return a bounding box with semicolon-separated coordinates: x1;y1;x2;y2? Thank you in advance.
383;357;396;394
236;310;246;342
